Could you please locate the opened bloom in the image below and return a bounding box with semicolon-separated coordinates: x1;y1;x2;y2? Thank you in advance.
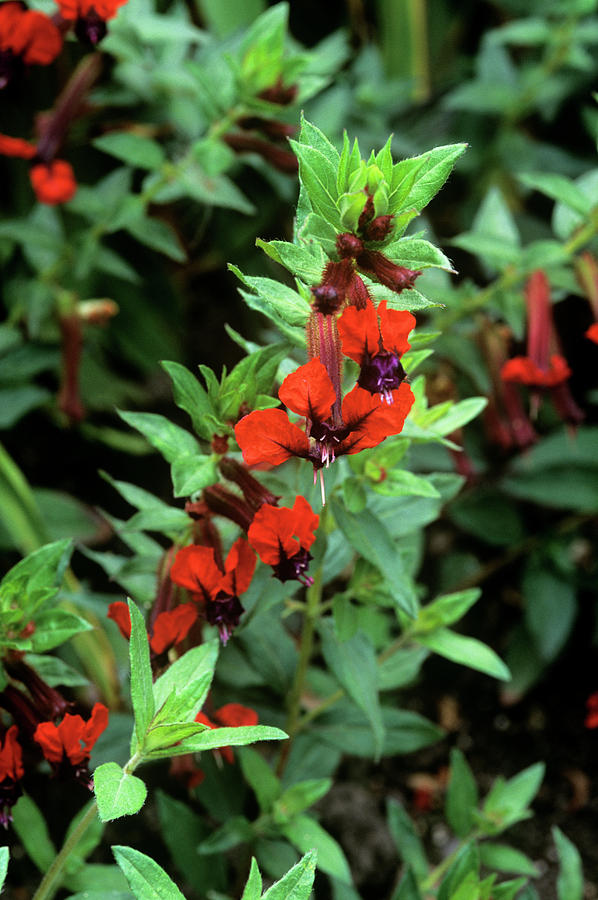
108;601;198;656
0;726;24;827
235;358;414;473
338;300;415;402
170;539;256;644
248;496;319;585
0;2;61;88
55;0;128;43
34;703;108;785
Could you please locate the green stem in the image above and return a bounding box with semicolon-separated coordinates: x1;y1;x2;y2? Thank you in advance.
419;830;482;894
32;801;99;900
276;565;323;776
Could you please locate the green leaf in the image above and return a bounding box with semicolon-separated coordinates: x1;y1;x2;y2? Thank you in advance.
370;468;441;499
387;798;428;881
11;795;56;873
94;763;148;823
170;454;218;497
118;411;199;463
523;564;577;662
0;384;50;429
175;724;288;754
330;500;417;617
319;621;385;760
392;143;467;215
112;846;185;899
449;487;525;547
446;749;479;838
479;842;538;877
93;133;166;171
553;827;583;900
518;172;592;217
261;850;317;900
161;360;217;441
153;641;218;724
241;858;263;900
480;763;545;834
391;868;422;900
230;266;310;328
417;628;511;681
415;589;481;632
0;847;8;890
144;722;206;755
437;842;480;900
282;815;351;884
256;238;326;283
383;237;455;272
377;646;428;690
29;609;93;652
128;599;154;747
125;216;186;262
273;779;332;823
239;747;281;812
316;703;443;756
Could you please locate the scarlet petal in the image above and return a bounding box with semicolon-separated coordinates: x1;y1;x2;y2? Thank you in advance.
18;11;62;64
278;359;336;421
34;721;64;764
378;301;415;356
220;538;256;597
586;323;598;344
170;545;223;601
0;133;36;159
0;726;24;782
215;703;259;728
56;0;128;20
150;604;198;655
194;711;217;728
107;601;131;640
81;703;109;756
338;303;379;364
30;160;77;205
339;382;415;454
235;408;310;467
501;354;571;388
248;496;319;565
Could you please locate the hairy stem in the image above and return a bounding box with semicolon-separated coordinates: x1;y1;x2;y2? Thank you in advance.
32;800;99;900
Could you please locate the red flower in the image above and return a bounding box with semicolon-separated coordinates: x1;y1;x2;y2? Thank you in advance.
0;725;24;827
586;322;598;344
170;539;256;644
107;601;198;656
29;159;77;205
55;0;128;43
501;354;571;388
0;726;24;782
248;495;319;585
34;702;108;784
501;271;571;389
0;2;61;87
338;300;415;402
195;703;259;765
0;133;36;158
585;693;598;729
235;358;414;472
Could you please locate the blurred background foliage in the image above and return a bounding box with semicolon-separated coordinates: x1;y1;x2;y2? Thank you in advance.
1;0;598;797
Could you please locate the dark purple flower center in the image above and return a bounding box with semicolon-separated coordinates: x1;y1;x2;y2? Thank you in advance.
358;352;406;403
308;420;350;467
75;10;107;45
207;593;245;644
0;780;22;828
0;50;20;90
271;548;314;586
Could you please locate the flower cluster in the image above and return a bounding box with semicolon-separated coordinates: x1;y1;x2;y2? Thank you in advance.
0;656;108;823
1;0;128;205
